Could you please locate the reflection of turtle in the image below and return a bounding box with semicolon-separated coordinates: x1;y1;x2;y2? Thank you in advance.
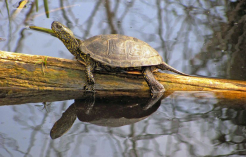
50;92;162;139
51;21;189;93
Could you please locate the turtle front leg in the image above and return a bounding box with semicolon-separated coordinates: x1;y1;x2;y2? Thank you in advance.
83;55;95;91
142;67;165;93
85;63;95;85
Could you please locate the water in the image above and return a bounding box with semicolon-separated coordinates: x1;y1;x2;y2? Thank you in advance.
1;0;246;156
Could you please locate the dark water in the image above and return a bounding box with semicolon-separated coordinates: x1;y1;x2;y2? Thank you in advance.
1;0;246;156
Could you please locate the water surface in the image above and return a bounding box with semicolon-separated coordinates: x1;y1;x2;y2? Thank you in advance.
1;0;246;156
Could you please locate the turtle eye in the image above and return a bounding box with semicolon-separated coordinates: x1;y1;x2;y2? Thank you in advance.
56;24;62;29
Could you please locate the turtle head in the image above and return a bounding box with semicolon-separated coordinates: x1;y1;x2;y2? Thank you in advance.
51;21;80;56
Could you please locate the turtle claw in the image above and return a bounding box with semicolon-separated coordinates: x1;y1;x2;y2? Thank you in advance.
84;84;95;92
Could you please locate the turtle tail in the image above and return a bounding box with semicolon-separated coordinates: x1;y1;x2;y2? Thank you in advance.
157;62;189;76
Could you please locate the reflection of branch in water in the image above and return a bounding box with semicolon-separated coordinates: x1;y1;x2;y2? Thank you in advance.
11;3;35;53
190;1;246;80
82;1;102;39
155;1;228;77
156;0;167;62
118;1;135;34
11;101;52;156
0;133;25;156
104;0;117;34
59;1;73;25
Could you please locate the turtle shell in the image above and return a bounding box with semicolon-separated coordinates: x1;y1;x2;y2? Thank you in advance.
80;34;163;68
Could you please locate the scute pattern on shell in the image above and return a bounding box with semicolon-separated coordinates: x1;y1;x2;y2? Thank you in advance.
80;34;163;68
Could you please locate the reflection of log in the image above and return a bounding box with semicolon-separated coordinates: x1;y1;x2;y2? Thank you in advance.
2;50;246;105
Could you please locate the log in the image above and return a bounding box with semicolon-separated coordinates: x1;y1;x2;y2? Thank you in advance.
1;50;246;105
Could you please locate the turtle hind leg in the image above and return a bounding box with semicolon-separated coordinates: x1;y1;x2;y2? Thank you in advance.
142;67;165;93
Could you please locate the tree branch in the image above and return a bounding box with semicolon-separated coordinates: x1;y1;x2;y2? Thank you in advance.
1;50;246;105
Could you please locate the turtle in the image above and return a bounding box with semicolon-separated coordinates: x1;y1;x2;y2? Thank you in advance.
51;21;189;93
